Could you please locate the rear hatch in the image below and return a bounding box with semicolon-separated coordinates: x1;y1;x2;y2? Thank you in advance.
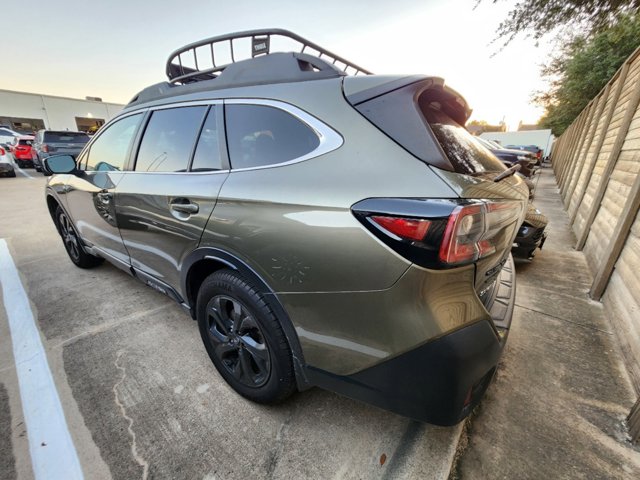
43;131;90;156
345;76;527;301
15;139;33;156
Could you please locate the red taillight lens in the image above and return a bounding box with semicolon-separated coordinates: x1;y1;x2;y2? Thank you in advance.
42;144;49;153
371;216;431;241
0;147;5;155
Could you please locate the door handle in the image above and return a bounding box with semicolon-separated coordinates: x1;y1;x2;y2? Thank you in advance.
170;199;199;214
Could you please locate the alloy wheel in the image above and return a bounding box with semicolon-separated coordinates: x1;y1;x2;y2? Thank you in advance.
58;212;80;261
205;295;271;388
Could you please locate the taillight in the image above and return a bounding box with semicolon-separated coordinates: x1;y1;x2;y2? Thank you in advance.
0;147;4;155
42;144;49;152
370;216;431;242
353;198;523;269
439;202;521;265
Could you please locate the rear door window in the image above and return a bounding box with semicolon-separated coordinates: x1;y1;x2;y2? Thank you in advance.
225;104;320;169
135;106;207;172
191;107;223;171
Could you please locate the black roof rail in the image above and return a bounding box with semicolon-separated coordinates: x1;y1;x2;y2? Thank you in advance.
166;28;372;85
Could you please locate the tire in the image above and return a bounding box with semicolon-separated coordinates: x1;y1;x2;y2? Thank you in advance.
55;206;103;268
8;170;16;177
196;269;296;404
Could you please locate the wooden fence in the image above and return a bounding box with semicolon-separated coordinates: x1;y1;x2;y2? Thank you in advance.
551;45;640;400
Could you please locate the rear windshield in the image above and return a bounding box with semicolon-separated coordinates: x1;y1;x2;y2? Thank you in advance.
421;106;506;175
44;132;90;143
18;139;33;146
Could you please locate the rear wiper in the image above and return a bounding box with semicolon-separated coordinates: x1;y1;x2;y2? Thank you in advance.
493;163;521;182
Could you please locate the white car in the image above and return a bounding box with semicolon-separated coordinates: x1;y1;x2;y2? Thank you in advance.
0;127;21;146
0;146;16;177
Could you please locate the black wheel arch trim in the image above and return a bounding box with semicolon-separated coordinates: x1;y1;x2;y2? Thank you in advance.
181;247;310;389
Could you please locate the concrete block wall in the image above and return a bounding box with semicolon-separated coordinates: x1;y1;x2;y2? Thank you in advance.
552;46;640;392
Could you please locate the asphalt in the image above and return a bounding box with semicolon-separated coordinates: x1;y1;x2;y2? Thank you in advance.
0;165;461;479
452;165;640;479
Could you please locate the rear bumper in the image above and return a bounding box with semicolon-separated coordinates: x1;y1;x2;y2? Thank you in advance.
0;163;14;173
513;225;547;258
305;255;516;426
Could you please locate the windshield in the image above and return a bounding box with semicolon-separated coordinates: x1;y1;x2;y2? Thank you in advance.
423;106;506;175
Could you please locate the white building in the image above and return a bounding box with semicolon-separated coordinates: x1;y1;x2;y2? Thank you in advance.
0;89;124;134
479;129;555;156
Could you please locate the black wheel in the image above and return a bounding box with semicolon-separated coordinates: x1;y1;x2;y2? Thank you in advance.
55;206;103;269
196;270;295;403
8;170;16;177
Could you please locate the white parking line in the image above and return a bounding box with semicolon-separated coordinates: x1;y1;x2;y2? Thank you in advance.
15;168;36;179
12;161;36;179
0;239;84;480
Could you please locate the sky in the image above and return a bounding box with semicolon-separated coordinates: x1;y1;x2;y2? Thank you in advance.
2;0;555;131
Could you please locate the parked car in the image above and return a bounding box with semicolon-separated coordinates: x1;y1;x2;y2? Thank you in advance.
0;127;20;146
32;130;90;173
0;147;16;177
476;137;537;173
11;136;35;168
43;29;528;426
505;144;543;165
475;136;536;198
512;203;548;259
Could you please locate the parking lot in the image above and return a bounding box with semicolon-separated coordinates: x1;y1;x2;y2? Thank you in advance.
2;162;640;480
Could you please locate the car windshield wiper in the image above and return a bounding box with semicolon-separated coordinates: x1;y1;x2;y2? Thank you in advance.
494;163;521;182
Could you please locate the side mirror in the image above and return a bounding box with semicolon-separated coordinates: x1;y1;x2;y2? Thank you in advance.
43;155;76;174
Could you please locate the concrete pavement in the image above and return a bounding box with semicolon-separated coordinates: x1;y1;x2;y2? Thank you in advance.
453;165;640;479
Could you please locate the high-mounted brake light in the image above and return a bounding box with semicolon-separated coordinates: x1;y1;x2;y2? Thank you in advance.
370;216;431;242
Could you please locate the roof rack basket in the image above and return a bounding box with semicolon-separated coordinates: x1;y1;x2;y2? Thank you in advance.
166;28;372;85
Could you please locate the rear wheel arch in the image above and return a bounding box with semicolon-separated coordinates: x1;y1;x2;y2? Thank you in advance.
182;248;309;389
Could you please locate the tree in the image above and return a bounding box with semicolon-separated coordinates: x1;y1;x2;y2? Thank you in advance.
485;0;640;43
536;13;640;135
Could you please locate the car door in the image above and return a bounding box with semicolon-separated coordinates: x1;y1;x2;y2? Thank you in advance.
115;103;229;295
63;112;144;271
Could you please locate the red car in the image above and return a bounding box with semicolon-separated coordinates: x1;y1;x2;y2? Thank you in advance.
12;136;35;168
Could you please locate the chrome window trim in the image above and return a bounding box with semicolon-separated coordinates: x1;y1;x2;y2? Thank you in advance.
224;98;343;172
111;98;342;174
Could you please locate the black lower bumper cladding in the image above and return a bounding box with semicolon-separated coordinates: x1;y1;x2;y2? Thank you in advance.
306;255;516;426
306;320;502;426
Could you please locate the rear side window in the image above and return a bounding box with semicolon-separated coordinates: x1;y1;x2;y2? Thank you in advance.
422;106;505;175
225;104;320;169
135;106;206;172
44;132;90;143
86;113;142;171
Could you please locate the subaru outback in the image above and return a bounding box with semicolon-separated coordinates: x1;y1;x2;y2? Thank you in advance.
44;29;527;425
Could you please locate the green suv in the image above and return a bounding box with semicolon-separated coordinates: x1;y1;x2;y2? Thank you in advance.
44;30;527;425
